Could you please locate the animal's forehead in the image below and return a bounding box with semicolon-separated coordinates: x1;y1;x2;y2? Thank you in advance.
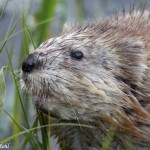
38;33;95;51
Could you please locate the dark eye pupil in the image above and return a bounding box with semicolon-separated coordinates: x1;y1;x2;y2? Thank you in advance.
71;51;83;60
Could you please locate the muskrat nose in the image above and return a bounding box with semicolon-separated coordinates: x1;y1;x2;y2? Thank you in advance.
22;53;38;73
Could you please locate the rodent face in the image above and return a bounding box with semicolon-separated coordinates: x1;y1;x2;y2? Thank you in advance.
21;31;126;121
22;11;150;144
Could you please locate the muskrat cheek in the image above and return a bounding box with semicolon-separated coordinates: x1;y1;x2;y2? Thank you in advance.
102;59;113;70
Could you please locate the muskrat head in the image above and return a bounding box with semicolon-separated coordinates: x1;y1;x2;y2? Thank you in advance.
21;22;149;131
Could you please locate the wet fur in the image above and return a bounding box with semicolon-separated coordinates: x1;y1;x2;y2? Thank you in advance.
22;10;150;150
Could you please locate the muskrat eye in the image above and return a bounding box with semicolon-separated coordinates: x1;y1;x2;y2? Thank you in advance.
70;51;83;60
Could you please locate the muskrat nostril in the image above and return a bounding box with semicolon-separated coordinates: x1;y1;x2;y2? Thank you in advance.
22;53;38;73
22;61;35;73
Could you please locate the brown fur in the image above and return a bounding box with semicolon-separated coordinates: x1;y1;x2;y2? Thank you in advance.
22;10;150;150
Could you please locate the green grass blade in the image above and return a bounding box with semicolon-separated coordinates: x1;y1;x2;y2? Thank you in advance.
4;109;41;150
0;0;9;19
21;12;30;55
36;0;57;45
5;45;25;149
0;66;7;114
102;127;116;150
0;16;21;53
0;17;53;47
0;123;95;144
5;46;29;127
38;113;50;150
26;25;36;49
21;116;42;150
4;109;22;130
124;135;133;150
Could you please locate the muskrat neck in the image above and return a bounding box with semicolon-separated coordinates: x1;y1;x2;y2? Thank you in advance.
51;125;149;150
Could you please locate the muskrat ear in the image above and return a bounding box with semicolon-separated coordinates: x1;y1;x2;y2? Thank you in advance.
62;22;80;34
116;38;148;84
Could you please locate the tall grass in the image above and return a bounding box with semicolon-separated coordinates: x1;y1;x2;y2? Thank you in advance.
0;0;57;149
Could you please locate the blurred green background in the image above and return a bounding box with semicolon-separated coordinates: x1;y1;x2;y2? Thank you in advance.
0;0;147;150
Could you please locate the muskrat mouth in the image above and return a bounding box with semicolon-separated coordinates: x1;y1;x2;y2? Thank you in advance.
22;72;59;119
32;94;61;119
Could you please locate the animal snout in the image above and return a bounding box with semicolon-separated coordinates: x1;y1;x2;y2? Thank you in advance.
22;53;40;73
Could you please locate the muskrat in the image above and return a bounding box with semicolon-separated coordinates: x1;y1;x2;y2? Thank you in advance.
21;9;150;150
